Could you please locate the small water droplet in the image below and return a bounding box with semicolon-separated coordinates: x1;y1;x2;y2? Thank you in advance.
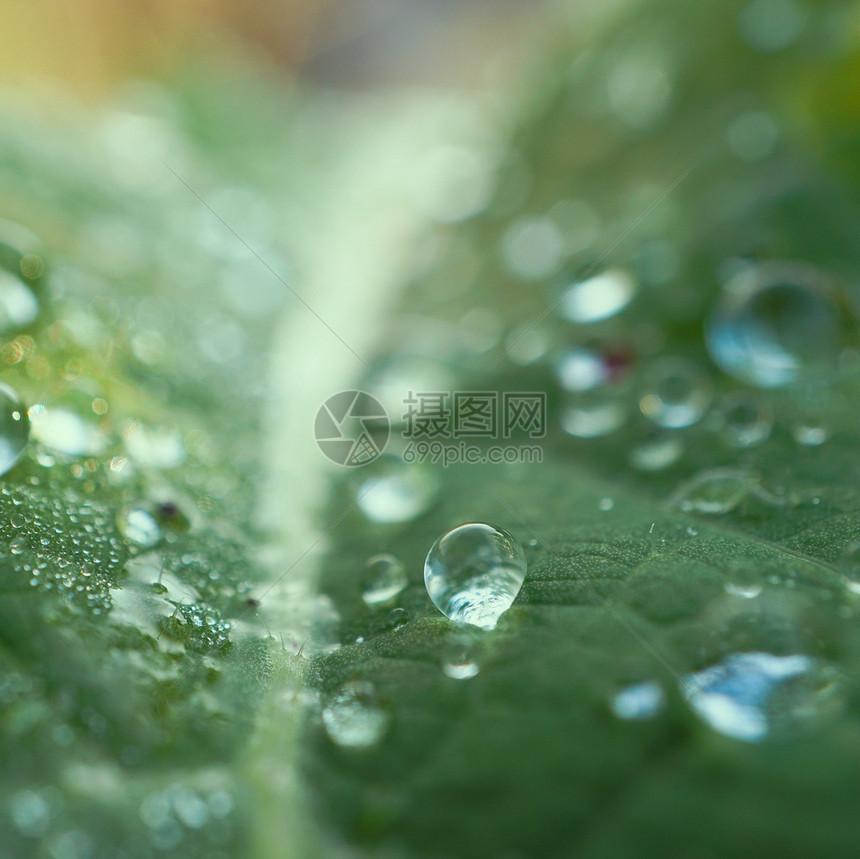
117;504;162;548
0;383;29;476
9;535;27;555
611;681;666;720
559;269;636;323
560;390;627;438
322;681;390;749
725;564;764;599
717;392;773;448
839;543;860;594
361;554;407;606
357;457;438;525
598;497;614;512
682;651;839;742
791;419;830;447
706;262;854;388
442;641;480;680
639;357;712;428
386;607;409;629
424;523;527;630
668;468;761;514
628;431;684;472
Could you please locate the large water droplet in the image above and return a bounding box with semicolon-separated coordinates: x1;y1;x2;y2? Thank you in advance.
682;652;839;742
0;383;29;476
559;269;636;324
424;523;527;630
706;263;854;388
639;357;712;428
322;681;390;749
361;554;407;606
357;457;438;524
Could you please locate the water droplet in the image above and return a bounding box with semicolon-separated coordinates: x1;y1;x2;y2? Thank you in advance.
628;432;684;472
598;497;614;512
560;390;627;438
0;383;29;476
839;543;860;594
639;357;712;428
424;523;527;630
386;607;409;629
9;535;27;555
791;418;830;447
322;681;390;749
554;348;608;392
668;468;761;514
725;564;764;599
682;652;838;742
706;263;854;388
357;458;438;525
0;270;39;334
442;641;480;680
717;393;773;448
361;554;407;606
559;269;636;324
117;504;163;548
611;681;666;720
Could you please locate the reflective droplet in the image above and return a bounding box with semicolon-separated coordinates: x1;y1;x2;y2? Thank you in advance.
628;432;684;472
442;642;480;680
839;543;860;594
560;391;627;438
598;497;614;512
682;652;839;742
9;535;27;555
559;269;636;324
357;458;438;525
717;393;773;449
424;523;527;630
361;554;407;606
706;263;854;388
669;468;763;514
117;504;163;549
725;564;764;599
0;270;39;334
611;681;666;720
791;419;830;447
322;681;390;749
0;383;29;476
639;357;712;429
386;607;409;629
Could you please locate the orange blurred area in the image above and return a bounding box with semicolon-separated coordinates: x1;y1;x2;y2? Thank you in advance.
0;0;548;98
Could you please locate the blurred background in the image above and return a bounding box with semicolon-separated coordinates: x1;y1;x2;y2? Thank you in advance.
1;0;551;94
